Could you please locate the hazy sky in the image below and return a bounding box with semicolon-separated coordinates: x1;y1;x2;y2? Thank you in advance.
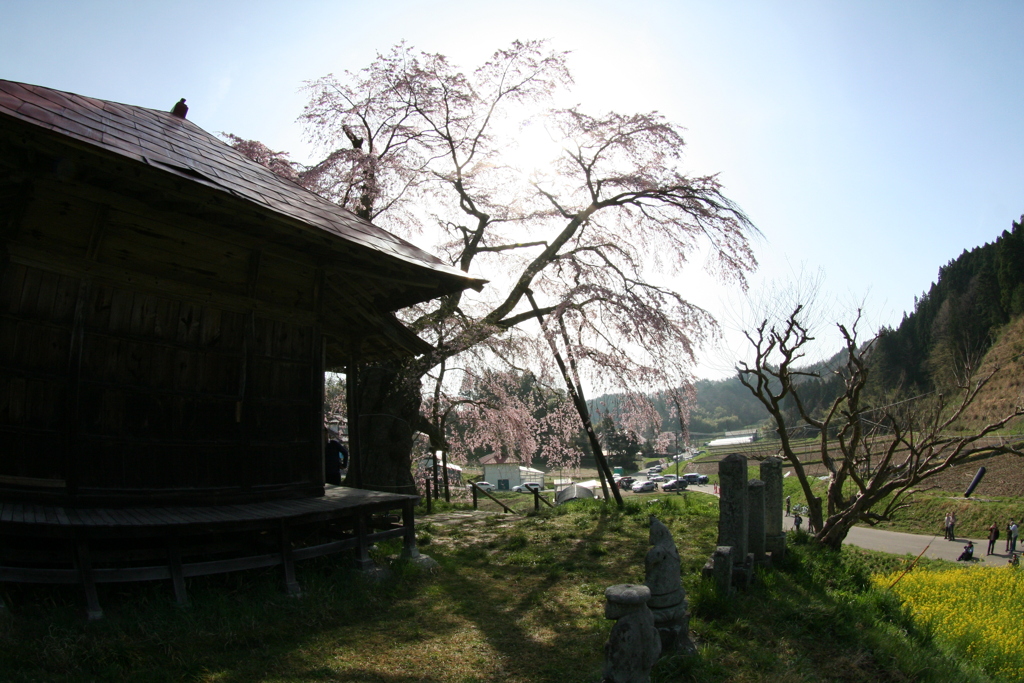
4;0;1023;378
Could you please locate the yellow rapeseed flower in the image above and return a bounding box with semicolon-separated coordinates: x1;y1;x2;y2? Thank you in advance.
874;566;1024;681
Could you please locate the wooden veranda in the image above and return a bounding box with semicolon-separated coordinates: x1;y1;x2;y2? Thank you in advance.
0;486;419;620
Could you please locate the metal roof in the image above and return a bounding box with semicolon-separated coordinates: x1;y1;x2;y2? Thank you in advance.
0;79;484;296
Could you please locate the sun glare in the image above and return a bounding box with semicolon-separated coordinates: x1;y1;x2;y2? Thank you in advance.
500;119;565;180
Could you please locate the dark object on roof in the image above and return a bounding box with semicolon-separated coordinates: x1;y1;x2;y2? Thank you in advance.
0;79;485;507
171;97;188;118
556;484;597;505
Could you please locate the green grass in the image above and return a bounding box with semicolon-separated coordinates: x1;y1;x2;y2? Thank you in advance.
855;489;1024;539
0;495;995;682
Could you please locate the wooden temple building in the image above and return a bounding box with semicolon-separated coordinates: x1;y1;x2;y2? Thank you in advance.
0;80;483;618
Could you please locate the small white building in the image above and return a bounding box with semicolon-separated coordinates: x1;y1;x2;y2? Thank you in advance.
479;454;545;490
707;435;756;448
708;432;757;448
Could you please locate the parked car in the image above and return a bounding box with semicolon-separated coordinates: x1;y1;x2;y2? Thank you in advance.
661;479;687;491
473;481;497;492
617;476;636;490
649;475;667;483
682;473;709;485
512;482;543;493
662;474;679;481
631;480;657;493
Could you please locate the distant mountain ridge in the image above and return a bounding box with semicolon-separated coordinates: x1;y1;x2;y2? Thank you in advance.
592;214;1024;437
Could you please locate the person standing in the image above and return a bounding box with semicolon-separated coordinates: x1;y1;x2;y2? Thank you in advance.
948;512;957;541
1007;521;1014;553
793;512;803;532
786;495;791;516
324;436;342;486
943;512;952;540
987;522;1000;555
1012;521;1019;553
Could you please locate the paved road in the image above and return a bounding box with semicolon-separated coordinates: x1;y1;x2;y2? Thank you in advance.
686;485;1017;564
839;525;1008;563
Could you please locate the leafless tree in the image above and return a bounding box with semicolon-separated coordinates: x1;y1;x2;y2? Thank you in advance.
738;305;1024;549
229;40;758;493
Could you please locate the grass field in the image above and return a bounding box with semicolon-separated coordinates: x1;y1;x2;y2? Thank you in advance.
0;495;997;683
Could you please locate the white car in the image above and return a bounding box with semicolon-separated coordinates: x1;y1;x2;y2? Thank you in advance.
631;480;657;493
649;475;667;483
512;482;543;493
473;481;497;492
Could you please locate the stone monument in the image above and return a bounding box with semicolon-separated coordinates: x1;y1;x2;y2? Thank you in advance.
760;456;786;560
603;584;661;683
644;516;696;655
747;479;768;567
718;453;754;588
701;545;734;595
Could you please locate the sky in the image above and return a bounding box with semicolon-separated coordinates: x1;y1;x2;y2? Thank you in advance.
4;0;1023;379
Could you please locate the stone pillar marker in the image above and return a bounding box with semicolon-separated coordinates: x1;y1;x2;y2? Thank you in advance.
645;517;696;656
717;453;749;561
747;479;767;565
702;545;734;595
603;584;661;683
760;456;786;561
760;457;784;536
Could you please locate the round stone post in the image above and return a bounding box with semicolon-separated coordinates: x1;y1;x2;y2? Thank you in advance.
603;584;661;683
717;453;749;561
747;479;766;565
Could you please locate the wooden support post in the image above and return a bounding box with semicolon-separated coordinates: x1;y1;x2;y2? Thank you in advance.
346;347;363;489
534;488;540;512
400;499;420;560
279;522;302;596
166;536;189;606
472;484;478;510
354;513;374;570
74;537;103;621
425;479;432;515
441;448;450;503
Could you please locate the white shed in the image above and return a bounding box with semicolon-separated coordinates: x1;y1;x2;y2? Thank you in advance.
482;464;545;491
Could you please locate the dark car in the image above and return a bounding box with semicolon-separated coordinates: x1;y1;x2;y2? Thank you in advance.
617;476;636;490
662;479;687;491
682;473;708;485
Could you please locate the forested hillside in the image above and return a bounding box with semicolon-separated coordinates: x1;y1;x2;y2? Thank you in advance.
871;215;1024;392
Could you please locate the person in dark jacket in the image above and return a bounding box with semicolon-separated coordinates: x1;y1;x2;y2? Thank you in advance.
325;437;342;486
988;522;1001;555
957;540;974;562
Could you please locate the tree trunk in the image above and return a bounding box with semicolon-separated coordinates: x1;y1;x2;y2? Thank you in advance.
343;363;421;495
808;495;824;535
815;512;859;551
